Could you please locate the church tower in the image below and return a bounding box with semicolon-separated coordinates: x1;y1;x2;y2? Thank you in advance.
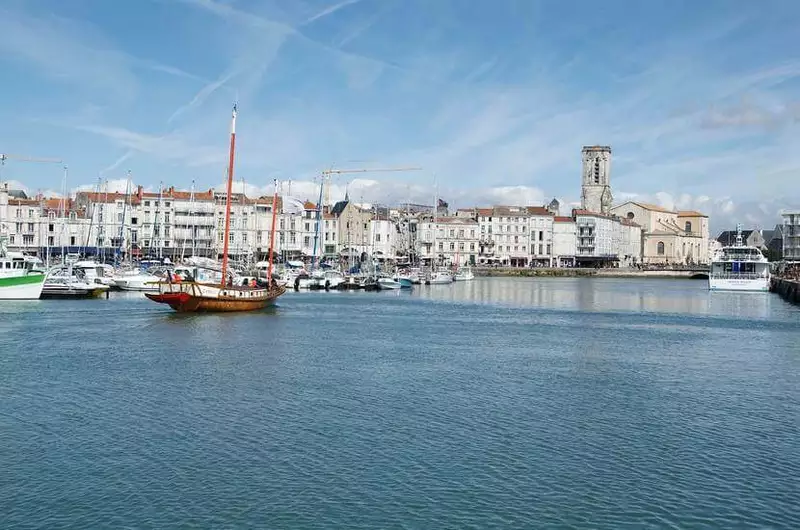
580;145;613;214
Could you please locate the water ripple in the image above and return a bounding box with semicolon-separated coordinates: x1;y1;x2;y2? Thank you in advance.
1;279;798;528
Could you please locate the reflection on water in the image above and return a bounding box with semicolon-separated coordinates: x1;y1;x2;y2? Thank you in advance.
410;277;781;319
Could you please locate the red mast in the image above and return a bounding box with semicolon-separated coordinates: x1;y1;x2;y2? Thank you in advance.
220;104;237;287
267;178;279;283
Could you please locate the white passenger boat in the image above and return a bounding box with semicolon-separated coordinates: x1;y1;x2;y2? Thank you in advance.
708;225;770;292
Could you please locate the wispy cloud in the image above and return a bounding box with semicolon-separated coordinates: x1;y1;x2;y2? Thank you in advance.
303;0;364;26
75;124;227;168
167;69;238;124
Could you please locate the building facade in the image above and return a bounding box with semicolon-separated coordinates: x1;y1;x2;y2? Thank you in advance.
418;217;479;266
783;210;800;261
611;201;709;265
580;145;613;214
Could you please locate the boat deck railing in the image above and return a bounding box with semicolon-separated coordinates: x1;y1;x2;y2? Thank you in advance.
710;272;769;280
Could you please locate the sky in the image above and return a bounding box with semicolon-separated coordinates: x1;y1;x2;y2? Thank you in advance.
1;0;799;232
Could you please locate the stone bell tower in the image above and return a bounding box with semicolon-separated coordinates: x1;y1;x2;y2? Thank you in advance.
580;145;613;214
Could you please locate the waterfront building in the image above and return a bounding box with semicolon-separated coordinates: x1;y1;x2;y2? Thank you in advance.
782;210;800;262
418;216;479;266
611;202;709;265
333;197;371;259
369;216;397;260
527;206;554;266
552;216;577;267
0;186;43;253
573;210;620;267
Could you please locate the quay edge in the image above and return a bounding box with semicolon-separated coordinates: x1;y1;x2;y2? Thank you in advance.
474;267;708;280
770;277;800;305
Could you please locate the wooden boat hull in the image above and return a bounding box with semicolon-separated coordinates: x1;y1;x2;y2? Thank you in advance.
145;282;286;313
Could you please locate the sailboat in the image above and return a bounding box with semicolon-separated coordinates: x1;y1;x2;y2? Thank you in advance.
145;104;286;312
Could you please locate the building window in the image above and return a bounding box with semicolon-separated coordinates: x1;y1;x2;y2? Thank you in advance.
594;157;600;183
70;236;76;246
49;211;56;220
69;212;76;221
48;224;54;233
684;221;692;233
376;234;381;242
657;241;665;255
627;212;634;220
131;217;138;225
48;236;54;246
28;209;34;218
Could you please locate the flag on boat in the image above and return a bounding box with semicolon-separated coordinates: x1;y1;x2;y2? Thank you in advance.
281;196;306;215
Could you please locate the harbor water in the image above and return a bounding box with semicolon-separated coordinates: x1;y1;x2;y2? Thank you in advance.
2;278;799;528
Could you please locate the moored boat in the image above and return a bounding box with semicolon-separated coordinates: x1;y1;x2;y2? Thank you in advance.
41;266;109;299
0;241;46;300
454;266;475;281
709;225;770;292
377;277;402;290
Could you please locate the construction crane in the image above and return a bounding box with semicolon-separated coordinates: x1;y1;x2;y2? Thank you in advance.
309;166;422;267
0;153;63;166
0;153;65;192
320;166;422;206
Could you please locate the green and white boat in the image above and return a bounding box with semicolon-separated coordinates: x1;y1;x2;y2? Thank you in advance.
0;237;46;299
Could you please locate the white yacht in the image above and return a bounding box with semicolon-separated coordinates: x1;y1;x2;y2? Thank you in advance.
113;268;163;292
454;266;475;281
427;270;454;285
709;225;770;292
73;260;116;287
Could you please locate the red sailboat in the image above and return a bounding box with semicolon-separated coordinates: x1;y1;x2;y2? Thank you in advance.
145;104;286;312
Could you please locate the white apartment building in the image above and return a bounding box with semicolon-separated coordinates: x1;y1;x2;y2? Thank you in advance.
574;210;619;266
552;216;577;267
0;186;42;252
528;206;554;266
418;217;479;266
783;210;800;262
369;218;396;259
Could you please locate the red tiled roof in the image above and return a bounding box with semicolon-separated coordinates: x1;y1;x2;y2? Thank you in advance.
303;201;317;210
477;208;493;216
553;216;574;223
526;206;552;215
677;210;708;218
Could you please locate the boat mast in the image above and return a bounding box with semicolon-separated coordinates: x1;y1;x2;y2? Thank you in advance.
118;171;131;264
220;104;237;287
311;176;324;270
267;179;279;283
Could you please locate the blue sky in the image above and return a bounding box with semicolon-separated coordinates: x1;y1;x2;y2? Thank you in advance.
1;0;799;230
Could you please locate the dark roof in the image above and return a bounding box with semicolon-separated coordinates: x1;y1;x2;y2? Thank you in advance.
717;230;754;245
762;230;775;243
330;200;349;216
8;189;28;199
